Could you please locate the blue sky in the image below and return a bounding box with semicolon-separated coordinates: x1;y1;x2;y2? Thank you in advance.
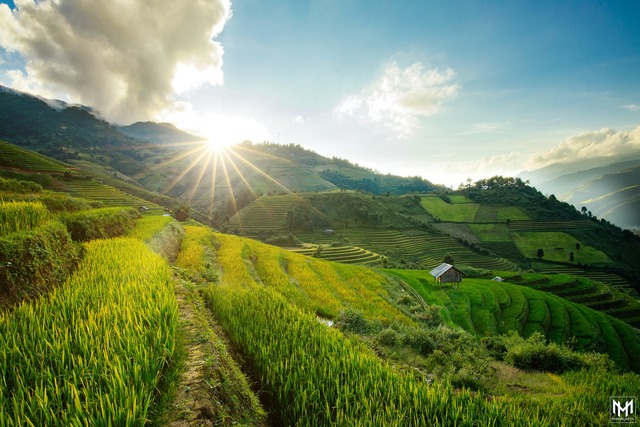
1;0;639;186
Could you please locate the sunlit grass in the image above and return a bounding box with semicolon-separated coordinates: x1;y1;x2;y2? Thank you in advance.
0;238;178;425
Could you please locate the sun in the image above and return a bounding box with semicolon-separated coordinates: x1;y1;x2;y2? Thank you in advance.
205;138;232;153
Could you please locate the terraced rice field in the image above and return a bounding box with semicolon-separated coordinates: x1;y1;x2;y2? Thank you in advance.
533;263;633;289
295;228;519;271
228;194;300;234
508;220;598;232
0;140;70;173
502;273;640;329
290;245;383;266
420;196;530;224
210;231;409;323
58;179;149;207
473;205;530;222
385;269;640;371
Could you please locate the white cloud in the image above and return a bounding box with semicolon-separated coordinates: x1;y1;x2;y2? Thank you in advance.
454;121;510;136
293;115;306;125
622;104;640;112
337;61;460;137
526;126;640;169
433;152;524;187
0;0;231;123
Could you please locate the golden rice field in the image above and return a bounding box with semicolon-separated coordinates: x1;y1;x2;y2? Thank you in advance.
203;250;638;426
174;226;638;425
0;238;178;426
213;231;409;323
0;200;49;235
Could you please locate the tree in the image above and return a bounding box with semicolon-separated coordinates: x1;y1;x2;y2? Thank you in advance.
174;204;190;221
576;242;581;251
536;248;545;259
313;245;323;258
569;251;574;262
443;254;455;265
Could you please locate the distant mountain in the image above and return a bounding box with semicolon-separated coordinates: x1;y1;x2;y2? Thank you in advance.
118;121;202;144
520;157;640;231
0;85;142;152
0;86;441;217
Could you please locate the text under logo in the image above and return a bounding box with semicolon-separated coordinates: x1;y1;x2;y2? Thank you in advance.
611;396;636;424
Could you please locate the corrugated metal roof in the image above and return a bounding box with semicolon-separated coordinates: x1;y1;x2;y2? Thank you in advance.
429;263;453;279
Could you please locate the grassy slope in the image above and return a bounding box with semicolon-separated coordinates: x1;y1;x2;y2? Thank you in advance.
383;269;640;371
512;231;611;264
191;229;640;425
0;140;71;173
420;196;479;222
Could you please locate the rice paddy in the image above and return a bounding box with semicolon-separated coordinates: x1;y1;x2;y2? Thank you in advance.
0;238;178;425
0;200;49;235
383;269;640;372
1;136;639;425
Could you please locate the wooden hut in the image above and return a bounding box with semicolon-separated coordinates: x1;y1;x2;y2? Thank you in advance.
429;263;465;287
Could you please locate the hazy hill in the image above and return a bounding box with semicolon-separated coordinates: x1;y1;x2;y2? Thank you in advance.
0;85;142;152
118;121;203;144
0;88;439;218
520;157;640;230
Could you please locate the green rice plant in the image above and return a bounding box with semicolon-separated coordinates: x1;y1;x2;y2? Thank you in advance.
526;299;549;325
174;224;208;271
385;269;640;372
62;207;140;241
0;221;81;308
203;276;627;426
420;196;479;222
469;223;512;242
213;232;409;324
471;308;498;335
0;200;49;235
126;214;173;242
0;177;43;194
0;238;178;426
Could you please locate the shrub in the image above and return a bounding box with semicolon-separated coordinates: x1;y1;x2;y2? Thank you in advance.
35;193;102;213
403;328;435;356
336;309;381;335
0;177;42;193
0;170;51;187
377;327;400;347
503;332;611;373
264;232;303;246
63;207;140;241
0;221;82;308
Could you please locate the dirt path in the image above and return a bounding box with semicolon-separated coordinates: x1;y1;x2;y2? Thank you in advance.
161;277;266;426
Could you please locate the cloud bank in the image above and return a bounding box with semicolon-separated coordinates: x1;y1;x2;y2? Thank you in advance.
527;126;640;169
0;0;231;123
337;61;460;137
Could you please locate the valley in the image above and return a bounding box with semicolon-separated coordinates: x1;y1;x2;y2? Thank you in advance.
1;88;640;425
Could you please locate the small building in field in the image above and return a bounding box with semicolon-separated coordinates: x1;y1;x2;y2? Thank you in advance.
429;263;465;285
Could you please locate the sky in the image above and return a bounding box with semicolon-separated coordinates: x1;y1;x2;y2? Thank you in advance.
1;0;640;187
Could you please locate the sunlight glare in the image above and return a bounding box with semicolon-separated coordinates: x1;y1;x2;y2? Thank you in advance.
205;138;231;153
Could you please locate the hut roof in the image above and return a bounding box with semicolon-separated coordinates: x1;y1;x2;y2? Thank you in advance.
429;263;465;279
